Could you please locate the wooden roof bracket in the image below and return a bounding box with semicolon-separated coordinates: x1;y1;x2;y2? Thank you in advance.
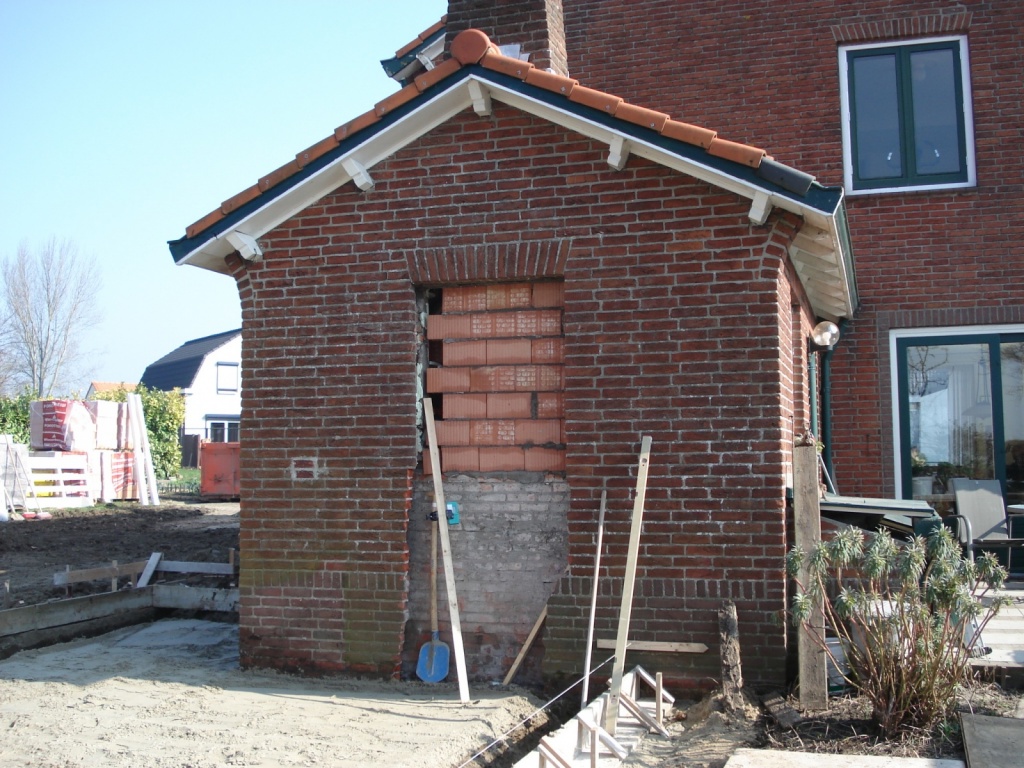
749;191;773;225
468;79;492;116
607;135;631;170
225;230;263;262
342;157;375;192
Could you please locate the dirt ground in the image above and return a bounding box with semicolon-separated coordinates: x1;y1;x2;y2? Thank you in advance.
2;500;1021;767
1;497;241;607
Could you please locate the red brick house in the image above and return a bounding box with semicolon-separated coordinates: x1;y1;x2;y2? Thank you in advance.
170;0;1022;689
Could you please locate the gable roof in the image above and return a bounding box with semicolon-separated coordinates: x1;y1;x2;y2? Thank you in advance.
139;329;241;392
168;29;857;321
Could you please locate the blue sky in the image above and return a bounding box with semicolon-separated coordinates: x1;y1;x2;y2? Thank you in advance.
0;0;446;391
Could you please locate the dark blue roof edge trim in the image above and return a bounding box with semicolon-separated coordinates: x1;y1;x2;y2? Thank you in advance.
468;67;844;216
169;64;845;265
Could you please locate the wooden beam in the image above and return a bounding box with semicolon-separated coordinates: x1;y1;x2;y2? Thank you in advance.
595;638;707;654
604;436;653;734
581;489;607;707
794;440;827;710
423;398;470;703
136;553;163;588
503;604;547;685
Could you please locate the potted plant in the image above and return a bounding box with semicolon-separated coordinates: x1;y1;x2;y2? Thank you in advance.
911;449;934;496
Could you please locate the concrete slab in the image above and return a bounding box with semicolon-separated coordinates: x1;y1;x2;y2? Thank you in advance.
724;748;964;768
960;713;1024;768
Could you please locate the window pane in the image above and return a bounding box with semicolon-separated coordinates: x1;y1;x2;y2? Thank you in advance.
227;422;240;442
210;422;225;442
910;49;962;176
853;53;902;180
905;343;993;498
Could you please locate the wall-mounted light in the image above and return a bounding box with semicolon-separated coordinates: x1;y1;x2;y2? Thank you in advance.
809;320;840;351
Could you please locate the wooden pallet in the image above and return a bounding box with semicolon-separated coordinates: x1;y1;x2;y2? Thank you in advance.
26;453;98;508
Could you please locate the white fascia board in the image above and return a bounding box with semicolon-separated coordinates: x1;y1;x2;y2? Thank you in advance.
178;84;475;270
180;73;854;318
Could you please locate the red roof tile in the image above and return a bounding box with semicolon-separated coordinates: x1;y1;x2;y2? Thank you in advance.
334;110;381;142
374;82;420;117
413;57;463;92
569;85;623;114
480;49;533;80
297;134;340;169
393;15;448;58
524;68;578;96
181;27;775;242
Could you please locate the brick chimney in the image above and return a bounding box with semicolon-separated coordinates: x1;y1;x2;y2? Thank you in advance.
446;0;568;76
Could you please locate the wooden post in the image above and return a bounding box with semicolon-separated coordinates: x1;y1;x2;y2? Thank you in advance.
794;441;827;710
719;601;744;712
603;436;653;734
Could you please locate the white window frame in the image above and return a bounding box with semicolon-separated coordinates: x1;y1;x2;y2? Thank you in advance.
839;35;977;196
216;362;240;393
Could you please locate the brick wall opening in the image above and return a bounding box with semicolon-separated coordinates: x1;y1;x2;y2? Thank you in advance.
405;280;570;682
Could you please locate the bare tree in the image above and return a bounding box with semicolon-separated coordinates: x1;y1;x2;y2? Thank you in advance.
0;238;102;397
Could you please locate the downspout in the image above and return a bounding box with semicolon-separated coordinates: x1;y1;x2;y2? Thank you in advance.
820;344;835;492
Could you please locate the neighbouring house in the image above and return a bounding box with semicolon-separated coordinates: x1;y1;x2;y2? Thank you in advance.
85;381;135;400
166;0;1021;690
139;330;242;466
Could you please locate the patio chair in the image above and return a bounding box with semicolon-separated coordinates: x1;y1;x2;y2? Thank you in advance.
948;478;1024;565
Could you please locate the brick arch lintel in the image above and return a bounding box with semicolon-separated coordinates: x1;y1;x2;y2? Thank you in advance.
832;11;971;44
406;239;572;285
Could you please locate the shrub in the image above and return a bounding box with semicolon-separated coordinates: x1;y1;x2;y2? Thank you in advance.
787;525;1010;737
0;389;33;444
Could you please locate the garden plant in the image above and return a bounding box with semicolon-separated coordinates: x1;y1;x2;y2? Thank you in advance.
787;525;1011;736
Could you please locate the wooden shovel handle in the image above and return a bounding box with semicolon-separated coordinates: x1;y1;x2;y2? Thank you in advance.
430;517;439;634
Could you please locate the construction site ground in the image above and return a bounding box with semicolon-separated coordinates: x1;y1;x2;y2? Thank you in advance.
2;499;1022;767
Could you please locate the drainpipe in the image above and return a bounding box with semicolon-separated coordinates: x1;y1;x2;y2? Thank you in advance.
808;320;841;494
820;345;835;491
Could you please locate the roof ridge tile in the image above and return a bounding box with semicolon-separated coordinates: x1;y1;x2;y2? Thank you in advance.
523;68;578;95
414;57;463;92
480;49;534;80
568;84;623;114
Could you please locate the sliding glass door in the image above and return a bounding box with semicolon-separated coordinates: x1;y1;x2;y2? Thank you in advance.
896;332;1024;505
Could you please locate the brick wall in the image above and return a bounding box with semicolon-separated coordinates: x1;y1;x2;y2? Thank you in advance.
447;0;568;75
563;0;1024;500
232;101;815;687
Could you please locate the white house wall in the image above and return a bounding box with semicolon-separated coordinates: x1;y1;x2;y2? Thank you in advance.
181;335;242;440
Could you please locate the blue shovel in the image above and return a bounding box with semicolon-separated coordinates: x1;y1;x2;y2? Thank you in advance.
416;519;449;682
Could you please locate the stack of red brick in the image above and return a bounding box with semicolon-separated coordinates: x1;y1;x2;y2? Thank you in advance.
425;281;565;472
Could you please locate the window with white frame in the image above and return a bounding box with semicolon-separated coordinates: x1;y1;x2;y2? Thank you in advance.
207;419;240;443
839;37;975;194
216;362;239;393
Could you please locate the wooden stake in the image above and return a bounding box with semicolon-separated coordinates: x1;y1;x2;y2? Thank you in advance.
604;435;653;734
503;604;547;685
423;399;470;704
581;488;607;706
794;441;827;709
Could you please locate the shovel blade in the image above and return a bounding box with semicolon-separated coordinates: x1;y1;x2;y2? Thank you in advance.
416;633;450;683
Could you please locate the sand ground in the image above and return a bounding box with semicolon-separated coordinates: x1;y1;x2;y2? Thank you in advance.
0;619;545;768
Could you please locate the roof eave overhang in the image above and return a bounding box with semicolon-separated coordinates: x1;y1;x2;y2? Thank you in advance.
170;68;857;319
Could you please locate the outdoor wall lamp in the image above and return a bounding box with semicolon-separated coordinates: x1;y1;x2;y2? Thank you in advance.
809;320;840;352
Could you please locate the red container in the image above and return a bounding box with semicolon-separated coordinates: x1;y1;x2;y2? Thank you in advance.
200;441;240;499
